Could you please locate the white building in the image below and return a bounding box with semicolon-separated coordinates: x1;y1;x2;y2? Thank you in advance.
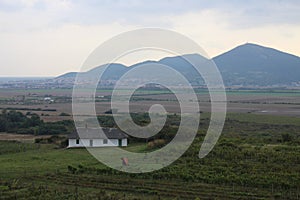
67;128;128;148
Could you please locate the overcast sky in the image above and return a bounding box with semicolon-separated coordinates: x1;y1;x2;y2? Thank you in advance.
1;0;300;76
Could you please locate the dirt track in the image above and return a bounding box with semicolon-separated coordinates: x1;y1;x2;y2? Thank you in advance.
0;133;51;142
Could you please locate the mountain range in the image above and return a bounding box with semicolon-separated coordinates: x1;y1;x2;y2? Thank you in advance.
56;43;300;87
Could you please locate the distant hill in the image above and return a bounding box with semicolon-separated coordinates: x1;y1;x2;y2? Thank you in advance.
56;43;300;87
213;43;300;86
55;63;128;80
56;72;77;79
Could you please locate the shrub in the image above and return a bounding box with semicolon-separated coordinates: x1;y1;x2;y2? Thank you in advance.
59;112;70;116
147;139;166;149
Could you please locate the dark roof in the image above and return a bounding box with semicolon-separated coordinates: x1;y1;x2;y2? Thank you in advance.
68;128;128;139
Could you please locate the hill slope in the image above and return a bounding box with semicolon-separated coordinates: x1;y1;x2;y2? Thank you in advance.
213;43;300;86
56;43;300;87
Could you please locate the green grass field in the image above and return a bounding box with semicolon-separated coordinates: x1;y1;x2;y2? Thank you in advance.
226;112;300;125
0;112;300;199
1;88;299;97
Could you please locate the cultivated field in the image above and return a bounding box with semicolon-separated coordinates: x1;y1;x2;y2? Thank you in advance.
1;88;300;120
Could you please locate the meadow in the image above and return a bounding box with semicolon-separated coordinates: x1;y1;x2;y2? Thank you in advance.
0;112;300;199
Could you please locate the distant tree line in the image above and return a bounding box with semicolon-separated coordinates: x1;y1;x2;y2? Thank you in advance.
0;109;74;135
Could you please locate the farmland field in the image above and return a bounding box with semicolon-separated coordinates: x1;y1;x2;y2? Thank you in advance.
1;88;300;120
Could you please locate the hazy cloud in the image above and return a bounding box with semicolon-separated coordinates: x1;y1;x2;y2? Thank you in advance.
0;0;300;76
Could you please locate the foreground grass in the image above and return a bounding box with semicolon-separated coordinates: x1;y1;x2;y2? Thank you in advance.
226;112;300;126
0;143;100;179
0;113;300;199
1;141;299;199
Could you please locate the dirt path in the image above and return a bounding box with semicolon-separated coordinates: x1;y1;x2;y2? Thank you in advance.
0;133;51;142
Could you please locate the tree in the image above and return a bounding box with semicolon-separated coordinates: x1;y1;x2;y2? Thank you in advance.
281;133;292;142
0;116;7;132
30;114;42;126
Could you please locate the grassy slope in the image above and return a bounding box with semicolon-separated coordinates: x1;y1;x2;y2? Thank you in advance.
0;113;299;199
226;112;300;125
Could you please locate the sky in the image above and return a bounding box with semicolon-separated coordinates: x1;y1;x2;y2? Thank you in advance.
1;0;300;76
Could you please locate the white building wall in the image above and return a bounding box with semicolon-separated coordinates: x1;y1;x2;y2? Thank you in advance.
122;138;127;146
68;138;127;148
